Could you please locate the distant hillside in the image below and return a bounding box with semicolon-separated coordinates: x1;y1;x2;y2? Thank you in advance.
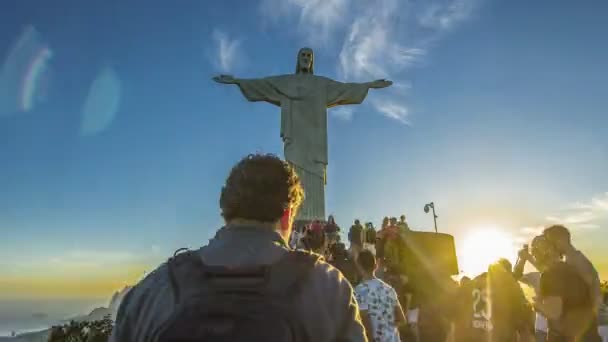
1;285;133;341
62;285;132;324
108;286;132;318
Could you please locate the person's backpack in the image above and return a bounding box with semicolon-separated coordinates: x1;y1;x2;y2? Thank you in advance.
155;249;320;342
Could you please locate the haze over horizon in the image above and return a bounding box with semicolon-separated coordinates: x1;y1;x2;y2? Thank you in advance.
1;0;607;317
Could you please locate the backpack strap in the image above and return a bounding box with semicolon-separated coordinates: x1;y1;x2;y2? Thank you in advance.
167;249;206;304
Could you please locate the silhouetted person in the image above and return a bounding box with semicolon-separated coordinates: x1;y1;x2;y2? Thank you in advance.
544;225;602;342
520;232;598;341
329;242;360;286
398;214;409;231
349;219;364;261
303;220;328;255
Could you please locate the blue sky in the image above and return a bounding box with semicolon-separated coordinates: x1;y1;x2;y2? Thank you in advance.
1;0;607;302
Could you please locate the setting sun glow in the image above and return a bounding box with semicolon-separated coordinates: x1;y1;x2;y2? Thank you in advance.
459;227;517;278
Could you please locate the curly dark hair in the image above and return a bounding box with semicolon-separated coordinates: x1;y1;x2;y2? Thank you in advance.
357;249;376;273
220;154;304;223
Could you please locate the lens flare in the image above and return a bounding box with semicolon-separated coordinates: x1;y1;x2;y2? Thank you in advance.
80;66;122;136
21;47;53;112
0;25;52;116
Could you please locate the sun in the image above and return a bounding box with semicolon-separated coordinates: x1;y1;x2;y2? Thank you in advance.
458;226;517;278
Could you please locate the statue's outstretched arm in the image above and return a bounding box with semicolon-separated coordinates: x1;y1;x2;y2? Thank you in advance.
212;74;240;85
366;79;393;89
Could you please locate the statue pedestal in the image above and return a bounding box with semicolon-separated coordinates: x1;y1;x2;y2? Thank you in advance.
291;164;326;222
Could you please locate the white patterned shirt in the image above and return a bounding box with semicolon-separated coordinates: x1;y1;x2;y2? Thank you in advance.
355;278;400;342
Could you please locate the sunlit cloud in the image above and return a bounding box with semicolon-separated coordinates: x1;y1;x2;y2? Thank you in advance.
515;225;545;244
80;66;122;136
211;29;242;72
48;249;135;270
545;192;608;229
1;248;148;299
517;192;608;243
519;226;545;236
7;249;137;275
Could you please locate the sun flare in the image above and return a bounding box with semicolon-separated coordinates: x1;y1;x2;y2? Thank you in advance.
459;227;517;278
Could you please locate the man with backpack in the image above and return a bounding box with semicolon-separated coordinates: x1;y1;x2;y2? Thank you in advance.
110;154;367;342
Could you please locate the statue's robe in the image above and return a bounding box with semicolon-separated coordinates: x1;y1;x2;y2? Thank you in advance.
237;74;369;221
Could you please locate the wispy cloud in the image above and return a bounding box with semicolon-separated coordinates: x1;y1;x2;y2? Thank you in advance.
211;29;242;72
151;244;161;255
417;0;477;30
516;225;545;243
258;0;478;124
517;192;608;242
338;0;424;81
370;99;410;124
259;0;349;45
330;106;355;121
545;192;608;229
48;249;136;269
520;226;546;236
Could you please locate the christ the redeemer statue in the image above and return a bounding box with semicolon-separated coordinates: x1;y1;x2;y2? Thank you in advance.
213;47;392;222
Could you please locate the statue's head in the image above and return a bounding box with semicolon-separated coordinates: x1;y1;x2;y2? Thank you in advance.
295;47;314;74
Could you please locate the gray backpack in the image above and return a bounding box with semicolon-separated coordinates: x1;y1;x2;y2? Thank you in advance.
156;249;319;342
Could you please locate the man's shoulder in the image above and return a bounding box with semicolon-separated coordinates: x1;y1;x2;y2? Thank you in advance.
111;260;173;341
308;253;348;281
121;261;171;310
298;252;354;298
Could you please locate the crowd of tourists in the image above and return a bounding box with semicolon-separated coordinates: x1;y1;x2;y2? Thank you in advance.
108;154;607;342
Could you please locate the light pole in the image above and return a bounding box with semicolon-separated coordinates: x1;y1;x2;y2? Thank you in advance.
424;202;438;233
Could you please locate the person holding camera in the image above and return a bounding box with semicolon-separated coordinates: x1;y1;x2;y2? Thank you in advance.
514;236;557;341
516;233;599;341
